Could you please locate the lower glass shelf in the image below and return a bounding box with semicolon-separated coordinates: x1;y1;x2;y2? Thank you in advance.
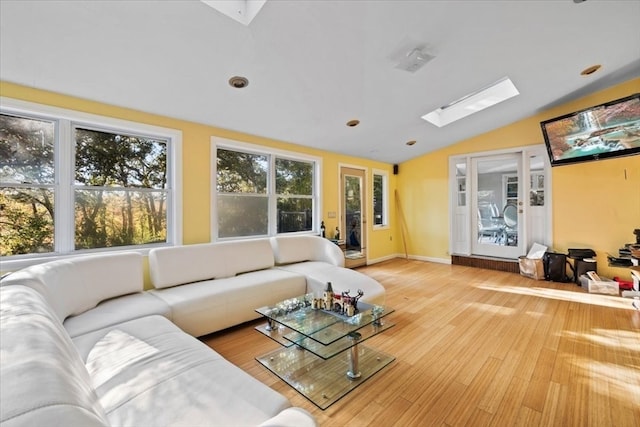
256;344;395;410
255;320;395;359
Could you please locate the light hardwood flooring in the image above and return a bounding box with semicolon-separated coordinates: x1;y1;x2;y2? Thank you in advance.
202;259;640;427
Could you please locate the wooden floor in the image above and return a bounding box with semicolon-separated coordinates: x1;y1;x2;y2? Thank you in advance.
202;259;640;427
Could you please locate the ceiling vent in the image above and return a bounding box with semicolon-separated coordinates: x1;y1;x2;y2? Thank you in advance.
395;48;435;73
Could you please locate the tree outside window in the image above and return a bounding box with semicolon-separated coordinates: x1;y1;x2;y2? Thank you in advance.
73;128;168;249
0;114;55;256
0;110;174;259
215;146;317;239
373;172;387;227
276;158;313;233
216;148;268;238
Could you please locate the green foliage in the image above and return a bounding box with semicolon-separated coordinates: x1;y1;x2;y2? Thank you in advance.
1;115;169;256
216;149;314;236
0;190;54;256
275;158;312;195
373;174;383;225
217;149;267;193
0;114;55;185
73;128;168;249
1;114;55;255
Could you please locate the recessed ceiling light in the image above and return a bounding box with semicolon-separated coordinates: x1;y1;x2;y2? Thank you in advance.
580;64;601;76
346;119;360;127
421;77;519;127
229;76;249;88
406;140;416;146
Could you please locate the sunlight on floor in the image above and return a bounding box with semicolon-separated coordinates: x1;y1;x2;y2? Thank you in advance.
573;357;640;403
466;302;516;316
476;284;636;310
564;328;640;352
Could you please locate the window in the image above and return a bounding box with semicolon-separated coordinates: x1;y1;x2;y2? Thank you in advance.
73;127;169;249
216;148;268;238
214;140;320;239
275;158;313;233
0;115;56;255
372;170;388;227
0;99;181;267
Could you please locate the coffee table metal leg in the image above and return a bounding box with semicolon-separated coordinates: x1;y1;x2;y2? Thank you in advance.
265;317;278;331
347;332;362;379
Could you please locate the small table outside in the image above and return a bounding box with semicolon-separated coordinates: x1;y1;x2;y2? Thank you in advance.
255;294;395;409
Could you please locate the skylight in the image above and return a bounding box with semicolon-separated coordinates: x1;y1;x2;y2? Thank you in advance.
201;0;268;26
422;77;519;127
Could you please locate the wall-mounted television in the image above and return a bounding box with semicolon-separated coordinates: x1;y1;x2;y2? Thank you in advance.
540;93;640;167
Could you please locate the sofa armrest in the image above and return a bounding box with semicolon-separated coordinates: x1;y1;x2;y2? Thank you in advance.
313;238;345;267
258;407;317;427
271;235;345;267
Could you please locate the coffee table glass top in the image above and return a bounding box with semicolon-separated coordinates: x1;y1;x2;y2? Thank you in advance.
255;294;394;346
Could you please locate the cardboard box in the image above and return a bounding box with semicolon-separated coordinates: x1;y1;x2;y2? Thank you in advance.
519;256;544;280
581;274;619;295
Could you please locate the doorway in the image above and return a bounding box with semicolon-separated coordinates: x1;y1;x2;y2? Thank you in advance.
471;153;524;258
340;166;367;268
449;147;551;260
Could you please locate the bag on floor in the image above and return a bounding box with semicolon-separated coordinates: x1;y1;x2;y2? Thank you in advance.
543;252;573;282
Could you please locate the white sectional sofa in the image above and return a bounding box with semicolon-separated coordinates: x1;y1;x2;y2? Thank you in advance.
270;235;386;305
0;235;386;426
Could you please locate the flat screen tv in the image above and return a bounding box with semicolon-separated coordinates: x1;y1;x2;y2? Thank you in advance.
540;93;640;167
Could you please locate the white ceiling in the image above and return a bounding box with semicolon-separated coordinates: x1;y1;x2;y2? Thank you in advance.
1;0;639;165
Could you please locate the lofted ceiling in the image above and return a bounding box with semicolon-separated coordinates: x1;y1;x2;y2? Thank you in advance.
1;0;639;165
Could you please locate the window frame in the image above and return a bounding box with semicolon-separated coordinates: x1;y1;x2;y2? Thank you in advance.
0;97;182;271
372;169;389;229
211;137;322;241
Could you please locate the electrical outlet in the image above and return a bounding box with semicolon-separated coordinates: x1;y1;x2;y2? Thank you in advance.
327;211;336;218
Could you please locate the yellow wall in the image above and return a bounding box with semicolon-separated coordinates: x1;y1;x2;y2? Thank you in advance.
3;78;639;279
0;81;398;267
398;77;640;279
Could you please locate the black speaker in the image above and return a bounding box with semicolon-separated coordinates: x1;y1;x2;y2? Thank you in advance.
393;164;398;175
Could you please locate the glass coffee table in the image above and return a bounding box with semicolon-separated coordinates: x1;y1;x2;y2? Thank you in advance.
255;294;395;409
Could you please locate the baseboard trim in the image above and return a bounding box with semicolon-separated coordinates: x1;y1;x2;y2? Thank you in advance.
408;254;451;264
366;254;399;265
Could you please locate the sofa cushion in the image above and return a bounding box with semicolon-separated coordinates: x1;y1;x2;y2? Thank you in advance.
0;252;144;322
0;285;109;427
277;261;386;305
149;239;275;289
64;291;171;338
73;315;296;427
270;235;345;267
149;268;306;337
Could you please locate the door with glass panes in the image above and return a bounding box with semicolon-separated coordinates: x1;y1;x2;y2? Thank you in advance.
340;166;367;268
449;148;551;258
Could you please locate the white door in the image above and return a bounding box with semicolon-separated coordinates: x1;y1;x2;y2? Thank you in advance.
471;153;525;258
